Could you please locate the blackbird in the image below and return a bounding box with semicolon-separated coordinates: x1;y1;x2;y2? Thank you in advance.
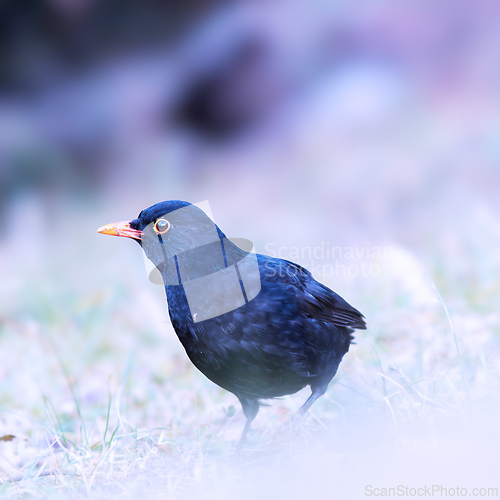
98;200;366;450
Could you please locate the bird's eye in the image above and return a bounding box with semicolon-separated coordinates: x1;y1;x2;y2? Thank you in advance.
154;218;171;235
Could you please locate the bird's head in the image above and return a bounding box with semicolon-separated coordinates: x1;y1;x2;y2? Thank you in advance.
98;200;226;272
99;199;261;320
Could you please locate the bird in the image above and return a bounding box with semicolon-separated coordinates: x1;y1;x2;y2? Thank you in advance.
98;200;366;451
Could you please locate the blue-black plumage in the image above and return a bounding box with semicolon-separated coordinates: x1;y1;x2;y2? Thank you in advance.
98;200;366;451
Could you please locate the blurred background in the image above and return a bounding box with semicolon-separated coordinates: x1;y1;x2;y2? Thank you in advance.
1;0;500;496
1;0;499;242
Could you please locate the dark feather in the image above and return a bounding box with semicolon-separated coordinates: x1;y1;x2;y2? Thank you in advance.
102;200;367;450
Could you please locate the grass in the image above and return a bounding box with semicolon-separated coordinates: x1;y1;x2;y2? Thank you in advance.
4;152;500;491
1;202;499;500
2;2;500;491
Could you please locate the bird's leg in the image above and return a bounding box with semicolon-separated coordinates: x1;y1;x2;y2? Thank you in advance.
236;417;253;454
290;384;328;426
298;388;324;416
236;396;260;453
275;386;328;437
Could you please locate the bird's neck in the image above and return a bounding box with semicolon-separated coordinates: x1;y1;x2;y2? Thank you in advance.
162;237;248;325
163;238;247;282
164;284;193;326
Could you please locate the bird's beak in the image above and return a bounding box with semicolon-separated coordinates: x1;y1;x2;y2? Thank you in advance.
97;221;142;241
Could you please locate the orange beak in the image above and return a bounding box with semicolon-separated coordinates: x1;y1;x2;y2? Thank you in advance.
97;221;142;241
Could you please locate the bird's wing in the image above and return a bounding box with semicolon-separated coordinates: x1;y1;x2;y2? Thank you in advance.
259;255;367;330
